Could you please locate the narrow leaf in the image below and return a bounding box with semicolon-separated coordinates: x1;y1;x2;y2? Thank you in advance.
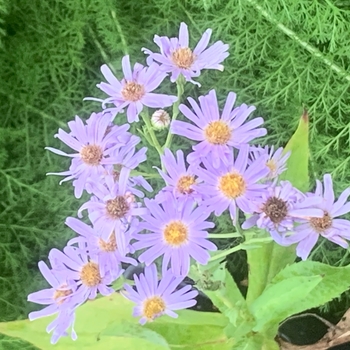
279;109;309;191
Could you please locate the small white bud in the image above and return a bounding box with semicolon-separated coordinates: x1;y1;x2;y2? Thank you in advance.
151;110;171;130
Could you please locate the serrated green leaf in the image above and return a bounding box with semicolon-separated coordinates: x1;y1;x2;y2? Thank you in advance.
250;275;322;334
250;261;350;336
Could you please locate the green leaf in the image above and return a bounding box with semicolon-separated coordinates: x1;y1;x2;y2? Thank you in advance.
250;275;322;334
250;260;350;335
279;109;309;191
100;322;170;349
0;293;229;350
146;322;233;350
232;333;280;350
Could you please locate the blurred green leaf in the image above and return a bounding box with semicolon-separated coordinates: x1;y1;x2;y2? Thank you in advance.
100;322;170;349
0;293;229;350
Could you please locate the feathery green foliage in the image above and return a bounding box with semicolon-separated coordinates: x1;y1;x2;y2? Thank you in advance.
1;0;350;325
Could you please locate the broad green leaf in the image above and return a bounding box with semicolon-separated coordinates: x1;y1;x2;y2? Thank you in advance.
250;261;350;336
100;322;170;349
0;293;229;350
250;275;322;334
232;333;280;350
146;322;233;350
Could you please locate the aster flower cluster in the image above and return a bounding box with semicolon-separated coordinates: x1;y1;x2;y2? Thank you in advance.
29;22;350;346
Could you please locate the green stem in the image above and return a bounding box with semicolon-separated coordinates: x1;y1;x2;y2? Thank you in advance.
130;170;161;179
209;244;246;262
163;77;185;150
209;236;273;262
234;207;244;236
208;232;242;239
140;110;163;157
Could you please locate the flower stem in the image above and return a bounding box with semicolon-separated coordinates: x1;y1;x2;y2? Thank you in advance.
209;244;246;262
140;110;163;157
209;236;273;262
163;76;185;150
234;207;244;236
208;232;242;239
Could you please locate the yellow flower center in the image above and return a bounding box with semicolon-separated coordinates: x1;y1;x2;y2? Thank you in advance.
177;175;195;194
106;196;130;219
310;211;333;233
204;121;231;145
80;145;103;166
143;296;166;320
163;220;188;246
121;81;145;102
80;262;101;287
218;173;246;198
171;47;195;69
53;284;73;305
98;232;117;252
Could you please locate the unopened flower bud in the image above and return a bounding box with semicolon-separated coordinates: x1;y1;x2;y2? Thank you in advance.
151;110;170;130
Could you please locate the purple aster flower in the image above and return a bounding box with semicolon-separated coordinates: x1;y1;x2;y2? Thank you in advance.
65;217;136;280
88;55;177;123
142;22;229;85
122;264;198;324
27;261;78;344
78;168;148;255
48;246;116;304
249;145;290;180
46;114;131;198
86;134;152;197
278;174;350;260
154;148;203;204
194;145;269;224
242;181;324;243
132;195;217;276
171;90;267;168
28;261;78;320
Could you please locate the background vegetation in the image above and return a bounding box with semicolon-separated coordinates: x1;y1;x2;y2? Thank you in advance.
1;0;350;325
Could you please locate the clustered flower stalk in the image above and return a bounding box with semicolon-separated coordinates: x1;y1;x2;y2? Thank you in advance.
28;22;350;345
